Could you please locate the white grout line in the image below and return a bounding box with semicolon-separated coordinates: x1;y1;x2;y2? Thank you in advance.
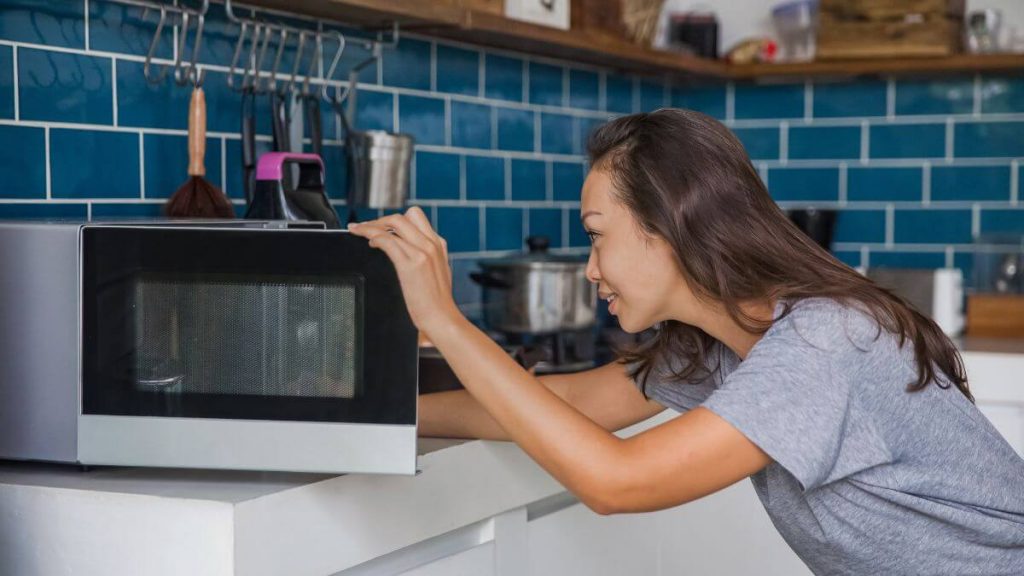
973;74;982;117
83;0;90;51
860;120;869;164
972;203;981;239
944;118;954;162
726;82;735;122
562;207;569;249
922;161;931;206
220;137;227;192
444;97;452;147
945;246;955;268
522;206;529;239
886;78;896;119
759;161;769;186
479;204;486;251
111;58;118;126
490;106;498;150
1012;160;1019;206
138;132;145;198
838;162;847;206
533;110;541;153
44;127;51;199
459;154;466;201
545;160;553;202
860;245;870;268
12;45;18;121
804;81;813;121
885;204;894;246
410;150;417;199
392;92;399;133
779;121;788;165
504;157;512;202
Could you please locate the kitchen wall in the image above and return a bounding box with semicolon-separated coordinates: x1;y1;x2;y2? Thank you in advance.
2;1;1023;318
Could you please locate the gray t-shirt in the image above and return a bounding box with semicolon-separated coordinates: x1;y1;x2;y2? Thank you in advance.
636;298;1024;575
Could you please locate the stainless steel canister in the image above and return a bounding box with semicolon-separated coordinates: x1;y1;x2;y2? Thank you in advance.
346;130;414;210
472;237;596;334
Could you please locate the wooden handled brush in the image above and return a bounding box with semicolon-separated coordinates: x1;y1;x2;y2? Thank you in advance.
164;86;235;219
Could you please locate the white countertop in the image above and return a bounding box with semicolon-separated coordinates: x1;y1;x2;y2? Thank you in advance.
0;411;674;576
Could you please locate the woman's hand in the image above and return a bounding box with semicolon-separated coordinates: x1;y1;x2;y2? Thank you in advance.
347;206;461;338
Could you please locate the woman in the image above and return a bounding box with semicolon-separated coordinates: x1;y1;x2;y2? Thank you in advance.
348;109;1024;574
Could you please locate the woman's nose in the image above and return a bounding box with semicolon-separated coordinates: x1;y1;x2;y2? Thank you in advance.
585;250;600;284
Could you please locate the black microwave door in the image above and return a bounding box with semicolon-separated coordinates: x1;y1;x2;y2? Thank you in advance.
81;227;417;425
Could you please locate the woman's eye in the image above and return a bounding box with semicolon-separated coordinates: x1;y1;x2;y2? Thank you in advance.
585;230;599;242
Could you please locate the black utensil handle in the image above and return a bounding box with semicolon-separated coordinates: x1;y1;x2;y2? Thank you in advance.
470;271;512;290
306;95;323;158
271;92;290;152
240;89;256;203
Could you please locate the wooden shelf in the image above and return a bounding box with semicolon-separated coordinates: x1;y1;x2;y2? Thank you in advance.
243;0;1024;82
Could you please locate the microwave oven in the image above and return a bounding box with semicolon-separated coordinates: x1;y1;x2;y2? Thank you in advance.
0;221;418;474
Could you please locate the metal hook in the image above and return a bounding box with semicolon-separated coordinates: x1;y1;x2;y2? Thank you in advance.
250;22;273;93
173;3;207;87
143;6;169;85
318;29;347;101
240;23;262;91
227;20;249;90
300;31;322;96
267;28;289;94
287;30;308;94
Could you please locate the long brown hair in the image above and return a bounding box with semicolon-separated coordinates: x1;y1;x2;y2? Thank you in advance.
588;108;971;402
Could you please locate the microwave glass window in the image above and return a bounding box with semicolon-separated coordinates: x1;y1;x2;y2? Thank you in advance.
133;273;363;400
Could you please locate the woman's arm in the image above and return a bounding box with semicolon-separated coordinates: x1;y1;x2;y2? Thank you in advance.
418;360;667;439
349;208;771;515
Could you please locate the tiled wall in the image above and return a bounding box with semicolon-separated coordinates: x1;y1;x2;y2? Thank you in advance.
2;1;1023;317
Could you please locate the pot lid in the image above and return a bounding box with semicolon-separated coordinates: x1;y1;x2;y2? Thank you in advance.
477;235;587;268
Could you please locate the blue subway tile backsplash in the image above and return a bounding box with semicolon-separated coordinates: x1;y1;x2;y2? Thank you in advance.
954;122;1024;158
529;62;563;107
869;123;945;159
0;46;15;119
895;79;973;116
847;167;922;202
767;168;839;202
50;128;139;199
19;48;112;125
788;126;860;160
0;125;45;198
734;83;803;119
568;69;599;111
2;0;1022;316
931;165;1011;202
670;85;726;119
733;127;779;161
398;94;445;146
382;39;431;91
813;81;886;118
0;0;85;48
451;101;491;149
436;45;479;97
484;54;523;103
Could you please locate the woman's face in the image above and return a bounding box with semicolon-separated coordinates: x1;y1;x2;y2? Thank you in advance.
580;168;700;333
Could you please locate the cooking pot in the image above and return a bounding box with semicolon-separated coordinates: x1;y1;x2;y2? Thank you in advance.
472;236;596;335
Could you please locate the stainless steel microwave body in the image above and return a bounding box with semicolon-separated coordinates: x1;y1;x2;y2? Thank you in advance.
0;222;418;474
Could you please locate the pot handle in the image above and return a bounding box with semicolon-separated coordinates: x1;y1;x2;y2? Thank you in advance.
470;271;512;289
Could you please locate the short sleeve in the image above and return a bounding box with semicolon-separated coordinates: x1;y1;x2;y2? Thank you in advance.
700;318;893;492
630;341;725;413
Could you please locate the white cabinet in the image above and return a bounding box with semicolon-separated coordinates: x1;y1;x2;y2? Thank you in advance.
526;482;809;576
964;352;1024;458
399;543;495;576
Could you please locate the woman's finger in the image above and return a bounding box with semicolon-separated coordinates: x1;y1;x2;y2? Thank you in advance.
404;206;440;241
366;226;414;263
367;213;434;251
